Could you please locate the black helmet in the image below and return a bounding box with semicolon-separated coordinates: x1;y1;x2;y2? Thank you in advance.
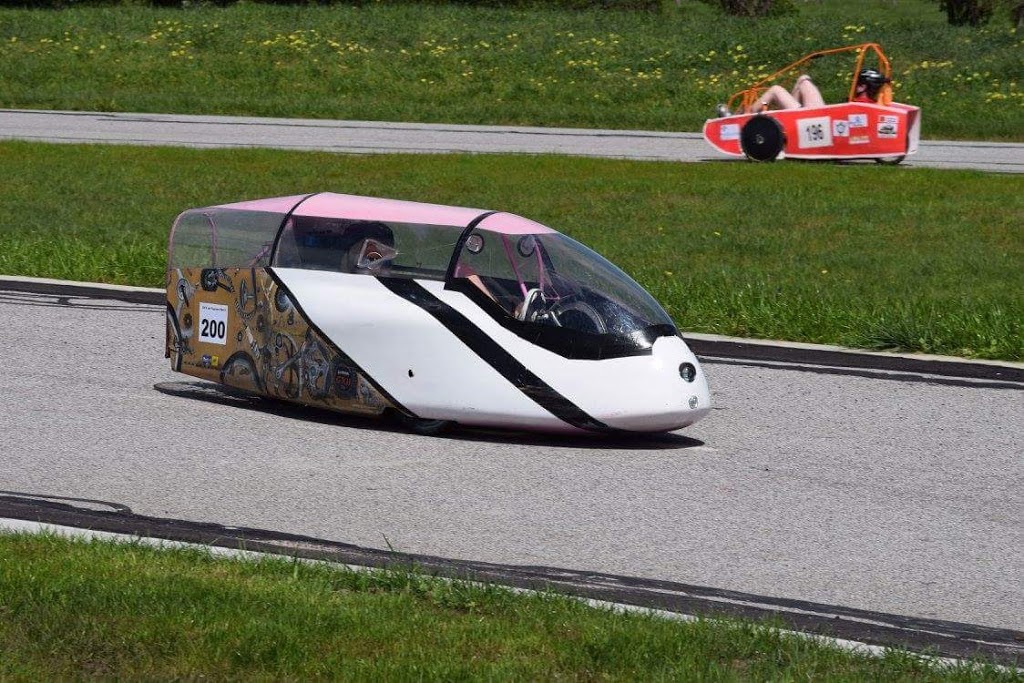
857;68;891;98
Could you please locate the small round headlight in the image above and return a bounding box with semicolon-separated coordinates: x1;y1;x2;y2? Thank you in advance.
679;362;697;382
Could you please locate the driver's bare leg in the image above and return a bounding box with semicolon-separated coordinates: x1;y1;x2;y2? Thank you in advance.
747;85;800;112
792;74;825;107
747;75;824;112
466;274;497;302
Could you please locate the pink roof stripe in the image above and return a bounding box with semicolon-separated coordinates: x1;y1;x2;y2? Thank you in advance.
295;192;485;226
211;192;558;235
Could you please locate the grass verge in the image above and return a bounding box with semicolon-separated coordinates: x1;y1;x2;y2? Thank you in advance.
0;1;1021;140
0;531;1017;680
1;141;1021;361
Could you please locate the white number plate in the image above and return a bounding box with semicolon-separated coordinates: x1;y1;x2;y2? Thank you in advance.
199;302;228;345
797;116;833;149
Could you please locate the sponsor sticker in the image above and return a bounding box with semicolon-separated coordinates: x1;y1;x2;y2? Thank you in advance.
833;120;849;138
877;122;899;139
333;365;358;399
199;302;229;345
850;135;871;145
797;116;833;149
720;123;740;141
848;113;868;128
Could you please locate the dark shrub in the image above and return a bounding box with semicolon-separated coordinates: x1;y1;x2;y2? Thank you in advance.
694;0;795;18
937;0;994;24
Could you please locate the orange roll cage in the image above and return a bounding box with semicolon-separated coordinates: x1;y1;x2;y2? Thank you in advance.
725;42;894;113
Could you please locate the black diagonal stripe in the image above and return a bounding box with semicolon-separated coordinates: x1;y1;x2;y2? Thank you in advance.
377;277;613;433
265;268;413;418
269;192;319;264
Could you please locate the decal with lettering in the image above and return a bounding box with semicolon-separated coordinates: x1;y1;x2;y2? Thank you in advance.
848;113;868;128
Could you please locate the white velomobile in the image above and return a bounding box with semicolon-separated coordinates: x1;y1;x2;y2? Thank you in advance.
166;192;711;435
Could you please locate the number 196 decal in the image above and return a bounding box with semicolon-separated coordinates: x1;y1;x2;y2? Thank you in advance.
199;302;229;345
796;116;833;149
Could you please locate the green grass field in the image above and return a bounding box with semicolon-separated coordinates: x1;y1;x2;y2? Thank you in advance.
0;0;1021;140
0;532;1017;681
1;141;1021;361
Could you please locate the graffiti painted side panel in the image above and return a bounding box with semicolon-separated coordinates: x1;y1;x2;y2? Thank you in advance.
166;267;390;417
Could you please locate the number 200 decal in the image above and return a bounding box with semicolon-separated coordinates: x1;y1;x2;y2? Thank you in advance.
199;302;229;344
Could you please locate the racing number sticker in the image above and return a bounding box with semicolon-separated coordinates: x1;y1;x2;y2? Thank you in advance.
797;116;832;149
199;302;229;345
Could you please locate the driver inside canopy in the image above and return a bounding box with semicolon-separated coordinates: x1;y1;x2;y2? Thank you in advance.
450;229;676;339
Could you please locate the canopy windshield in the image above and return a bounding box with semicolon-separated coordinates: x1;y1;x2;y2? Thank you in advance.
169;207;282;269
450;229;675;341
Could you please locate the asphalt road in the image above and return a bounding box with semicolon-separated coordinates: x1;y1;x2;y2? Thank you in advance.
2;289;1021;633
2;108;1023;173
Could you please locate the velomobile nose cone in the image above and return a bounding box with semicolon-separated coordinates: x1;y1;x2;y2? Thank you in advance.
589;335;711;433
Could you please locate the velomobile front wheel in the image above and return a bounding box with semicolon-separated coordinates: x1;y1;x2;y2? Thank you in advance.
395;412;454;436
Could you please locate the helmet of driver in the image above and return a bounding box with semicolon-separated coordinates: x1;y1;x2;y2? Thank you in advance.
857;68;891;98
